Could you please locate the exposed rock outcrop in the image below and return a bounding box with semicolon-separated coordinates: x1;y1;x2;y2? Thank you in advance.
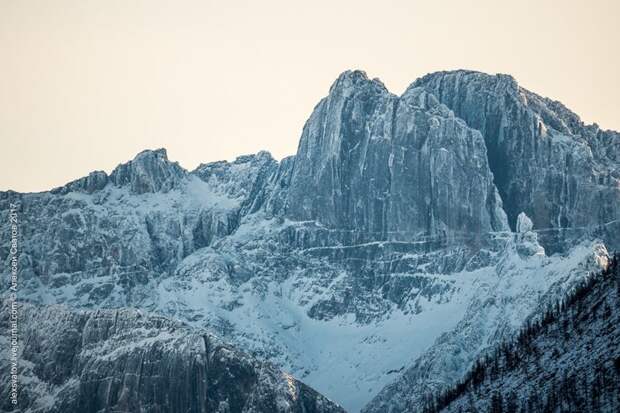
285;70;509;243
109;148;187;194
0;300;345;413
1;69;618;412
515;212;545;257
413;70;620;251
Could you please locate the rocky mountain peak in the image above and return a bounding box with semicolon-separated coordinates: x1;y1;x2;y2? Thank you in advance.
414;69;517;86
328;69;390;98
109;148;186;194
53;170;109;194
2;68;618;413
413;70;620;251
399;86;450;117
285;68;508;240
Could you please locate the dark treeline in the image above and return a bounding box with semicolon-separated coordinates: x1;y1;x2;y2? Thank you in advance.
423;252;620;413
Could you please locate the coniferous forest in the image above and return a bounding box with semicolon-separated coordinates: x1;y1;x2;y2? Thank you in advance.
424;253;620;413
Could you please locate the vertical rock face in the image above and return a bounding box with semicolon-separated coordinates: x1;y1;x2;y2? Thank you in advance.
0;301;345;413
285;70;508;243
1;69;618;412
413;70;620;251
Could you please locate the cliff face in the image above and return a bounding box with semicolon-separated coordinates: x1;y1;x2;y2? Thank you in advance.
413;70;620;251
0;301;345;413
285;70;508;242
1;69;618;412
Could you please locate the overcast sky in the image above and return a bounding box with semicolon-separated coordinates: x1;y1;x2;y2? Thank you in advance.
2;0;619;192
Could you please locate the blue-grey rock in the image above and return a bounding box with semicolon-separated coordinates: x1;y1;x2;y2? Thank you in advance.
109;148;186;194
0;69;617;412
413;70;620;251
285;70;509;243
0;300;345;413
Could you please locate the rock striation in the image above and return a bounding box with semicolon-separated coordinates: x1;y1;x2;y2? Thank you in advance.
1;69;618;412
285;70;508;243
0;300;345;413
413;70;620;252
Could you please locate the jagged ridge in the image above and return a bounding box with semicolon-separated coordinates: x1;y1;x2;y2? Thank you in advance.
413;70;620;252
1;69;618;412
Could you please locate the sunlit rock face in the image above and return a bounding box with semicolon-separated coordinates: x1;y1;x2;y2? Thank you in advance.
413;70;620;252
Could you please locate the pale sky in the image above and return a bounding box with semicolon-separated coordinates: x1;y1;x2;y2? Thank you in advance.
1;0;619;192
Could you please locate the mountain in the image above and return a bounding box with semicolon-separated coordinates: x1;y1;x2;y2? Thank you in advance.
285;71;508;239
0;300;345;413
1;69;618;412
413;70;620;253
422;253;620;413
363;70;620;412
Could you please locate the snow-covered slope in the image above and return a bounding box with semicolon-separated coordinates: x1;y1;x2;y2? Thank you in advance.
424;254;620;413
1;69;618;412
0;300;346;413
362;240;609;412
